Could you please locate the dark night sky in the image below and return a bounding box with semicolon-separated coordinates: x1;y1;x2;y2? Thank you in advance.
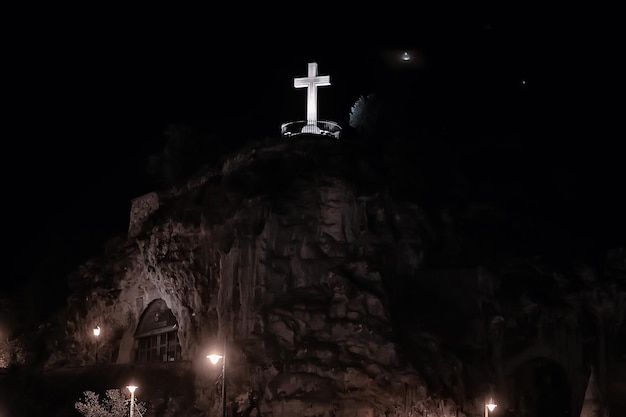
2;7;622;307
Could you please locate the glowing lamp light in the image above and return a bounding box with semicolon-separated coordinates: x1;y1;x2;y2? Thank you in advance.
127;385;138;417
93;326;101;363
208;341;228;417
485;398;497;417
402;51;411;61
207;354;223;365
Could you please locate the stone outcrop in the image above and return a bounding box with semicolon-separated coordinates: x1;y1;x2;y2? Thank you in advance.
2;134;625;417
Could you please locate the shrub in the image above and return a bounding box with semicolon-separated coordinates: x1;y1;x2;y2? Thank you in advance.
75;389;146;417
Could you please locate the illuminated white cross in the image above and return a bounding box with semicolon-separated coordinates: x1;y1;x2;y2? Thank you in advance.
294;62;330;126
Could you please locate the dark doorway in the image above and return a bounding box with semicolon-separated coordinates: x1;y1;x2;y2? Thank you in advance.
513;357;571;417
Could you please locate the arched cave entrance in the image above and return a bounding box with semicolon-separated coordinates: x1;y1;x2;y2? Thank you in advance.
134;298;182;363
511;357;571;417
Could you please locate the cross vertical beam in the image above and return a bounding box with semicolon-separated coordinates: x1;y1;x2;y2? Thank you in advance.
294;62;330;126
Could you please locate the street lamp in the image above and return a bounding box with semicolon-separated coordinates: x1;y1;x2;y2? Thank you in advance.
127;385;138;417
207;339;227;417
93;326;101;363
485;398;497;417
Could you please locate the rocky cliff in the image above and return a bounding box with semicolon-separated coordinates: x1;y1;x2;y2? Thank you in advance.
2;134;625;417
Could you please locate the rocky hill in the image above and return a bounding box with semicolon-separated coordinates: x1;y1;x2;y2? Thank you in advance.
1;133;624;417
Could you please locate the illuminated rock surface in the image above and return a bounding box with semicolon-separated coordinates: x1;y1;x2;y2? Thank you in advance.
2;135;625;417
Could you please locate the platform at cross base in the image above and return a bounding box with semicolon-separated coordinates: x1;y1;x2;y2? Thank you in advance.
280;120;342;139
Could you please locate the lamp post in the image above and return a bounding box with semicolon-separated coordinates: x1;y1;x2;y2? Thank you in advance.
485;398;497;417
93;326;101;363
127;385;138;417
207;339;227;417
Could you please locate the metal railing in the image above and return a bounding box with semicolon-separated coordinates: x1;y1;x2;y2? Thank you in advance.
280;120;342;139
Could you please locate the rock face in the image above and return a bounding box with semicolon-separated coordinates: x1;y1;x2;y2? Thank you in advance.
4;134;625;417
51;137;440;417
